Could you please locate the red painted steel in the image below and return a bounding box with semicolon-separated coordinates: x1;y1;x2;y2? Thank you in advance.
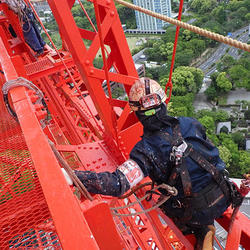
0;0;249;249
165;0;184;104
0;35;99;249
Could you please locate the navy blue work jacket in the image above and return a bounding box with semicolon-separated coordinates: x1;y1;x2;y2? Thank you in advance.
130;116;226;198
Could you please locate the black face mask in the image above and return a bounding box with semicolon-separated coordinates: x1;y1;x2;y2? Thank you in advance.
135;103;178;134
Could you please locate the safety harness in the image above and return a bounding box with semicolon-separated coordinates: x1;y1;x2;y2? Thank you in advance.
156;121;243;221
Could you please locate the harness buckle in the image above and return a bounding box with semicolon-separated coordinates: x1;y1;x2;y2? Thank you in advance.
170;140;188;165
172;199;182;208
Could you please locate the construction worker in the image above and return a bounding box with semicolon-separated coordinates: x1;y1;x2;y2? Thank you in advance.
63;77;242;250
3;0;46;55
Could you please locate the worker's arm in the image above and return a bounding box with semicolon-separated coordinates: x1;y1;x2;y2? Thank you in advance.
74;159;144;197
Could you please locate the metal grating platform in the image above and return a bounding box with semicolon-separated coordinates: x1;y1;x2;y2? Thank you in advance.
0;94;61;249
24;57;54;75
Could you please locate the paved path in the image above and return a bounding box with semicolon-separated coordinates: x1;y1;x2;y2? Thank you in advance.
227;88;250;105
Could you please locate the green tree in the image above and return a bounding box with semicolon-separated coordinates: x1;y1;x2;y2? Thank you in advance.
244;110;250;120
211;6;226;24
217;55;235;72
182;30;192;41
190;0;217;14
168;105;188;117
71;3;95;29
228;65;248;88
196;109;214;119
218;145;232;168
214;110;229;122
175;49;194;66
205;86;217;101
198;115;215;135
188;67;204;92
168;93;195;117
171;67;196;95
227;0;244;11
219;133;240;177
238;151;250;177
246;13;250;21
216;72;232;93
117;3;136;29
236;7;248;20
231;132;245;149
187;39;206;57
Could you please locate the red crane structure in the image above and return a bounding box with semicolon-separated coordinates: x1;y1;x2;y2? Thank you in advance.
0;0;249;249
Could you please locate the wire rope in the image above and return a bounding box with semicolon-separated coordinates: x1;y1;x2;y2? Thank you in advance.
114;0;250;52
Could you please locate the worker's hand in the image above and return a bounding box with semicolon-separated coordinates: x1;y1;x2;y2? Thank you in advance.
61;168;73;186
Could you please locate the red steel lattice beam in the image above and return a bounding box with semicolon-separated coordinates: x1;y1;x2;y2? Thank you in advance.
0;36;99;250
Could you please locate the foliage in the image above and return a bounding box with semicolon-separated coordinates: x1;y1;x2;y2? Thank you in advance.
93;57;103;69
194;111;249;177
188;67;204;91
216;52;250;90
205;71;232;101
216;72;232;93
228;65;249;88
214;110;229;122
217;55;235;72
218;145;232;168
116;2;136;29
198;115;215;135
211;6;226;24
171;0;181;12
172;68;195;95
238;119;248;128
71;3;95;29
168;93;195;117
195;109;229;123
244;110;250;120
204;86;217;101
162;66;203;96
190;0;218;14
231;132;245;150
190;0;249;34
237;151;250;177
112;87;125;99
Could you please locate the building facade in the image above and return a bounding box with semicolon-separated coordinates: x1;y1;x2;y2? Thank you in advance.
132;0;171;33
31;0;50;13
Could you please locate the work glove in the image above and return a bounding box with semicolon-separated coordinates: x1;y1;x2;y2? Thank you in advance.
61;168;73;186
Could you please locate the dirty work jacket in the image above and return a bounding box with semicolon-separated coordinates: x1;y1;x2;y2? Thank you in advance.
75;117;229;224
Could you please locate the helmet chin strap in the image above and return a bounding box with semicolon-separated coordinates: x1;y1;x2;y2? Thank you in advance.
144;78;150;95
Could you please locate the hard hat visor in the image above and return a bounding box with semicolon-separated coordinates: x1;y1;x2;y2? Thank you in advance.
140;93;161;109
129;93;161;110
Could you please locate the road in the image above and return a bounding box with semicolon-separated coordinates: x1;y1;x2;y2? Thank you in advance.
198;25;249;77
194;25;249;111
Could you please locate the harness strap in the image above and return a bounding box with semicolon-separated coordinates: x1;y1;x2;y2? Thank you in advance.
188;148;230;198
156;124;192;197
179;160;192;197
156;122;231;212
184;181;224;210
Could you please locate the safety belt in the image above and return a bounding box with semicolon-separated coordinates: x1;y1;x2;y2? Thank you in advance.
156;122;230;205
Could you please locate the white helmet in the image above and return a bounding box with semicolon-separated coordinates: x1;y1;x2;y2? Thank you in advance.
129;77;166;111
